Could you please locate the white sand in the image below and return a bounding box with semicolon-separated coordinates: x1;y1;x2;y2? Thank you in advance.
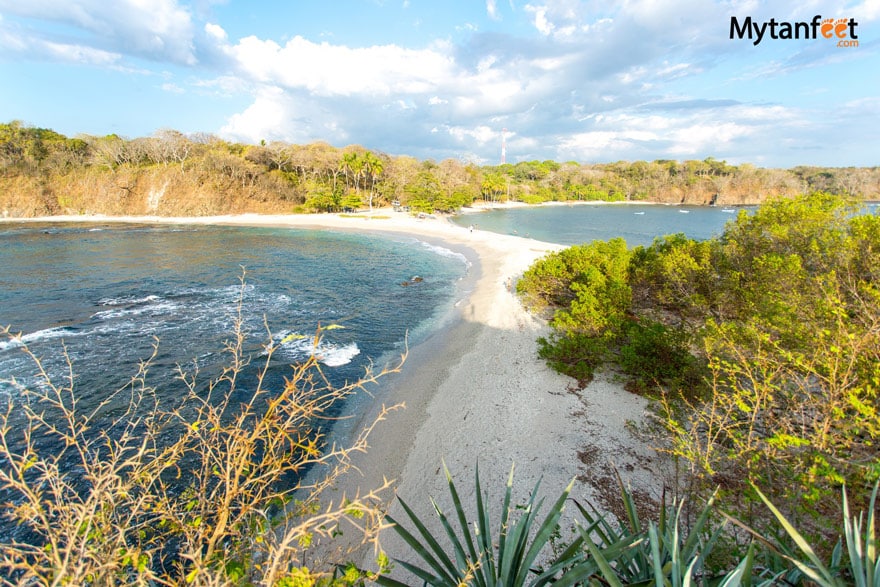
3;209;669;578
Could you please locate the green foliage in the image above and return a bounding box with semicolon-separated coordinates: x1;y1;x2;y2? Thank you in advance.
521;192;880;541
376;465;880;586
549;240;631;336
671;194;880;512
569;478;742;586
729;482;880;587
619;320;699;394
537;332;606;386
518;238;631;322
304;180;341;212
630;233;716;315
520;239;633;386
376;464;583;586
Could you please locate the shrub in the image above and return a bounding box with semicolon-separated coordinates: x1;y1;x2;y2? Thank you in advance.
0;283;402;585
517;238;631;320
619;319;702;395
537;332;606;387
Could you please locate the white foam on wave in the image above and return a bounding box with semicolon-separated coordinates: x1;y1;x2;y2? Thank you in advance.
0;326;81;352
93;300;180;320
98;294;161;306
266;330;360;367
419;241;470;267
317;342;360;367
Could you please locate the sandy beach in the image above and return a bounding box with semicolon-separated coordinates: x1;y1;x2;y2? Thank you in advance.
3;208;669;578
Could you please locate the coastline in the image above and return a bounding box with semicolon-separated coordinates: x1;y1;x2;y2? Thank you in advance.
1;210;669;577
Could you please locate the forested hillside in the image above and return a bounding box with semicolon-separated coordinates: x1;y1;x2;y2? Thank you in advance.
2;120;879;217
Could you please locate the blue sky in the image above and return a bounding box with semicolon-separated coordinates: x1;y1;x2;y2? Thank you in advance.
0;0;877;167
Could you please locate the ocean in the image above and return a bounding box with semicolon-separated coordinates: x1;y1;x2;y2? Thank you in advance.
1;205;762;442
0;224;471;487
452;202;750;246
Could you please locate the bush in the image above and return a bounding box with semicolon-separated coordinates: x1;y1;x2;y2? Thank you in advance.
537;332;607;387
618;319;701;395
0;284;402;585
522;193;880;544
518;238;632;331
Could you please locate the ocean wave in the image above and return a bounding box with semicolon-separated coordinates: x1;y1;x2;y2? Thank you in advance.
318;342;360;367
418;241;470;267
0;326;81;352
92;300;181;320
98;294;161;306
266;330;360;367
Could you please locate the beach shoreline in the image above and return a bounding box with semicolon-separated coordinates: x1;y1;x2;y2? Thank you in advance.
2;209;669;578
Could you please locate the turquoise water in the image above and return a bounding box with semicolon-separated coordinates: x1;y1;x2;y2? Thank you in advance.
453;201;880;246
452;203;748;246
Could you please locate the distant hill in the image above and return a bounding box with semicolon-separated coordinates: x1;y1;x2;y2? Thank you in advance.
2;120;878;217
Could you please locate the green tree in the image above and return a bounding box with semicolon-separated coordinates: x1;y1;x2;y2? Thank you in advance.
519;238;633;384
362;151;384;210
660;193;880;535
405;170;442;213
480;172;506;202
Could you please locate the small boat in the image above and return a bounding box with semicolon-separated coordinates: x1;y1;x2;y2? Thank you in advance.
679;209;690;214
633;211;645;215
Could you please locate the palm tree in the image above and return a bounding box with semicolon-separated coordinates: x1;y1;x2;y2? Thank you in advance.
363;151;384;211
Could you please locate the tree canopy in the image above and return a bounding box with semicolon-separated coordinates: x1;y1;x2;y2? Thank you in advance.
2;120;879;217
518;192;880;541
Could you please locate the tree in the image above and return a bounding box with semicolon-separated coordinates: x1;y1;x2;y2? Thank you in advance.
481;172;505;202
658;194;880;534
362;151;384;210
405;170;441;213
154;129;192;170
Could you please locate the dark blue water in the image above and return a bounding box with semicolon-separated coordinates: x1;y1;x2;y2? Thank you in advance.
452;203;750;246
0;222;472;544
0;222;469;440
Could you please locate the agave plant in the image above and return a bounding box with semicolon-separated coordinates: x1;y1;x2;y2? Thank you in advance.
373;463;878;587
738;482;880;587
374;463;598;586
556;471;753;587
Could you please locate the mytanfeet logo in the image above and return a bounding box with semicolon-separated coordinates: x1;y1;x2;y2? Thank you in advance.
730;15;859;47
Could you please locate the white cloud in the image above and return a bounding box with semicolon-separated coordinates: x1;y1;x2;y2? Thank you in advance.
221;35;456;97
487;0;500;20
554;103;804;163
850;0;880;22
0;0;197;64
219;86;295;144
5;0;868;166
0;22;123;66
443;124;498;144
527;5;555;35
204;22;227;43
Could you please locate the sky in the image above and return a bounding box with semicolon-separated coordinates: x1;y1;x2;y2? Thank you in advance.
0;0;877;168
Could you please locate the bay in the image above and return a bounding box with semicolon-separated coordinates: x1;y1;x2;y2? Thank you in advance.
0;224;469;503
451;203;749;246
